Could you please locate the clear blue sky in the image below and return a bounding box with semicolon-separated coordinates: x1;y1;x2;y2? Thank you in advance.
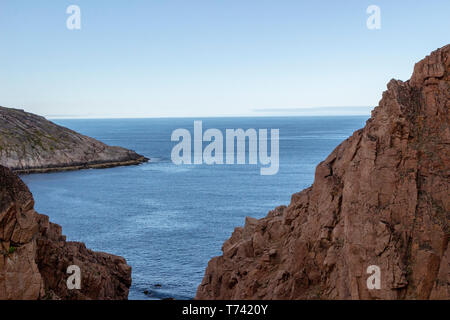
0;0;449;118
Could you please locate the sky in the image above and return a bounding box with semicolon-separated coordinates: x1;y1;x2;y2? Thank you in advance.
0;0;449;118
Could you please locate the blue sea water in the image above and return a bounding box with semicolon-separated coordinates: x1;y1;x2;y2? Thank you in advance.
20;116;368;300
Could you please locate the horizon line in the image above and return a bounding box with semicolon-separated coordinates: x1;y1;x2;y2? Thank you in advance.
45;106;374;120
47;113;373;120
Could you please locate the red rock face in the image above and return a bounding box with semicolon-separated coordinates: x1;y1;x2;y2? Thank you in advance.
196;45;450;300
0;166;131;300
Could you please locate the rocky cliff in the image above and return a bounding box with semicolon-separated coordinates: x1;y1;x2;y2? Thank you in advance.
196;45;450;300
0;165;131;300
0;107;147;173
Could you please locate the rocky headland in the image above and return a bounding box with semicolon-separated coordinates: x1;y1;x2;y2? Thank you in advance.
0;106;148;173
196;45;450;300
0;107;140;299
0;165;131;299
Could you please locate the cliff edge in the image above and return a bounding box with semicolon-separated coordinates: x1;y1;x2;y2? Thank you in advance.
0;165;131;299
196;45;450;300
0;107;148;173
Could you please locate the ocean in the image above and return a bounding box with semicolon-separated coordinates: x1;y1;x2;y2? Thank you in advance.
20;116;368;300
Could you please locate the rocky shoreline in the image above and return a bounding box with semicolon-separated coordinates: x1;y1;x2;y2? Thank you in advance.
12;157;148;174
0;106;145;299
0;106;148;174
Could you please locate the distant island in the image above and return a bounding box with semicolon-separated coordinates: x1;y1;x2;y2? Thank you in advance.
0;106;148;174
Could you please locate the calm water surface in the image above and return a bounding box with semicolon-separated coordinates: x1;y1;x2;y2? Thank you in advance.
21;116;368;299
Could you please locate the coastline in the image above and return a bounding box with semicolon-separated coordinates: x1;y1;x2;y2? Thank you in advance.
0;106;150;175
13;156;149;174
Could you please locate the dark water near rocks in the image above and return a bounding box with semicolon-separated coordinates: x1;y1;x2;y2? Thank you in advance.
21;116;368;300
